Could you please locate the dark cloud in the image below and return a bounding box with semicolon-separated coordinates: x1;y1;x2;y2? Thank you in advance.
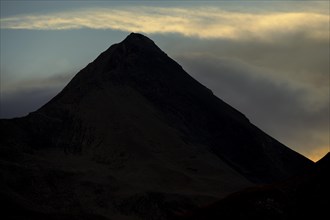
0;72;74;118
214;37;329;88
157;29;329;161
0;87;58;118
160;33;329;88
177;54;329;160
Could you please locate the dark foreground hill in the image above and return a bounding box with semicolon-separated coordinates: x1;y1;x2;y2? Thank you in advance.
0;33;312;220
182;152;329;220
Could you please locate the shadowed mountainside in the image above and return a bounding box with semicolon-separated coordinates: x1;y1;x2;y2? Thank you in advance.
181;152;329;220
0;33;313;220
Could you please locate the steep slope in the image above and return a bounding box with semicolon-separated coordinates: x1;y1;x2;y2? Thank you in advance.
0;33;312;219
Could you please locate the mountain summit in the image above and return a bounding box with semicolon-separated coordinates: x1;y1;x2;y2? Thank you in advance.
0;33;312;220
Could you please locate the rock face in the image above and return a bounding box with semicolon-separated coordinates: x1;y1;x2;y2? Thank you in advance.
0;33;312;220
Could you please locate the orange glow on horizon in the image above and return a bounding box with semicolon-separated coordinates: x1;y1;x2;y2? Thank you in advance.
306;146;329;162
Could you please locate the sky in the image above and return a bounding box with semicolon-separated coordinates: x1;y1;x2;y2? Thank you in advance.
0;0;329;161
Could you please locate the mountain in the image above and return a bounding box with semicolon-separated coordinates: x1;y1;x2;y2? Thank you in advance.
0;33;312;220
182;152;329;220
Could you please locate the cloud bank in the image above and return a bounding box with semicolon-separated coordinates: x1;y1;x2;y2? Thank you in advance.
1;72;74;118
0;6;328;41
177;54;329;162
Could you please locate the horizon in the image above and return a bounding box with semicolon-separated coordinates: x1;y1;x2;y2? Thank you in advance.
0;0;329;161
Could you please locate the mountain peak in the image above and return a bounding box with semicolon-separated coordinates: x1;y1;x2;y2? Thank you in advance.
93;32;164;70
117;32;164;56
36;33;311;184
124;32;153;43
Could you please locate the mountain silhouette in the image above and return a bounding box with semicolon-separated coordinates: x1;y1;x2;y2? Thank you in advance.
0;33;313;220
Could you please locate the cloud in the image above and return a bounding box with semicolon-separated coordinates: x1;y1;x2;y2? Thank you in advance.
0;72;74;118
177;54;329;161
1;71;74;94
0;6;328;41
0;86;58;118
